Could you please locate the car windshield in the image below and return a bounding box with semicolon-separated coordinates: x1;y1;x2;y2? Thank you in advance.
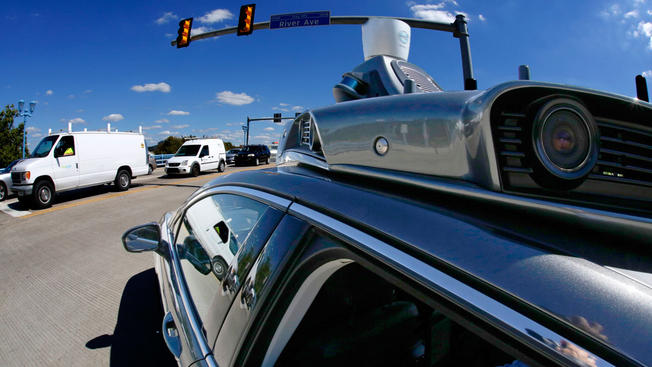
227;149;240;154
241;146;255;152
175;144;200;157
30;135;59;158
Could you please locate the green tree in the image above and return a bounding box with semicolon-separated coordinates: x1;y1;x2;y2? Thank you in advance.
224;141;233;151
153;136;185;154
0;104;26;167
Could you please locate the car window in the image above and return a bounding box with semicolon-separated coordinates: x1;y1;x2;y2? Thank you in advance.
54;136;75;157
239;230;562;367
176;193;284;347
213;215;310;367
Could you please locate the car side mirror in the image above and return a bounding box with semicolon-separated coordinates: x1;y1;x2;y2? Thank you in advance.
122;223;161;253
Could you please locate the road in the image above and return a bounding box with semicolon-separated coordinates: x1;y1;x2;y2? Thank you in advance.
0;164;271;366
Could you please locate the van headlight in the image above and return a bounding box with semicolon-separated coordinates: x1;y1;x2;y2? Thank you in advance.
181;160;188;166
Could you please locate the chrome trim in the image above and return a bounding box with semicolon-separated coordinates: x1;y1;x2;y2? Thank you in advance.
288;202;618;367
277;150;329;171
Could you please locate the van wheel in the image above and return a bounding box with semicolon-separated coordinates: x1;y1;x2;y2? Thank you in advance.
218;160;226;172
0;183;6;201
191;164;200;177
148;164;153;175
32;180;54;209
115;170;131;191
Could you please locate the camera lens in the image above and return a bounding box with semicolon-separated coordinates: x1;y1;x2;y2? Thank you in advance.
541;109;589;170
532;98;598;180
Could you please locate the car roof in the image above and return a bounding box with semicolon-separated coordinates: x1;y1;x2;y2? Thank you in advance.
201;164;652;365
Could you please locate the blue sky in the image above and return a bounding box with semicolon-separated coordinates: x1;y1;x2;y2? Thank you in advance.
2;0;651;150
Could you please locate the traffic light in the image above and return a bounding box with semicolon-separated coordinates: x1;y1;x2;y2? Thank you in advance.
176;18;193;48
274;113;282;123
237;4;256;36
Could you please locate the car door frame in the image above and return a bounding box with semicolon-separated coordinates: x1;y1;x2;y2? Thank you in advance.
222;201;619;367
157;185;292;366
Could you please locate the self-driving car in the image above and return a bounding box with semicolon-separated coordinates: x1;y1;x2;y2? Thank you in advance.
123;13;651;367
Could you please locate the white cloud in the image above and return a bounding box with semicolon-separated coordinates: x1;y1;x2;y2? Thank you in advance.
83;89;92;94
142;125;162;130
198;9;233;24
408;3;467;23
264;127;275;132
216;91;254;105
159;130;179;135
68;117;85;124
155;118;169;123
156;12;177;25
45;89;53;95
292;105;305;111
67;94;75;99
103;113;124;122
26;126;41;133
625;10;639;18
643;70;652;78
31;133;43;138
191;26;213;36
131;82;171;93
272;106;289;112
168;110;190;116
171;124;189;129
279;102;289;106
601;4;622;18
478;14;486;22
638;21;652;48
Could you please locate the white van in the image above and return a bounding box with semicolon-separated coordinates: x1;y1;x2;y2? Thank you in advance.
165;138;226;176
11;130;149;209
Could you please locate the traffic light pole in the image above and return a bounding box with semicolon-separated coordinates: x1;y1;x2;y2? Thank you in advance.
171;15;475;90
245;115;296;146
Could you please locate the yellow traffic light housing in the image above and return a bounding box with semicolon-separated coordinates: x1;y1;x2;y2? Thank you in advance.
237;4;256;36
176;18;193;48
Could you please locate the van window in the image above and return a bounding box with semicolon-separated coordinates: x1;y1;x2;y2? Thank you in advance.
31;135;59;158
54;136;75;157
200;145;210;157
176;144;201;157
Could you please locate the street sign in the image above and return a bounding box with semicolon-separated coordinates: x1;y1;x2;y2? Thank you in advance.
270;11;330;30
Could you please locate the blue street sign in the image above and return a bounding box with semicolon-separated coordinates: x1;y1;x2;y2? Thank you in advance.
270;11;330;30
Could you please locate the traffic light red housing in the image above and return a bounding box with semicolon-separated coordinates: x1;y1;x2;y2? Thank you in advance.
237;4;256;36
177;18;193;48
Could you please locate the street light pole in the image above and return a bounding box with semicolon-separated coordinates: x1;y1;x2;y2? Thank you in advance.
17;99;36;159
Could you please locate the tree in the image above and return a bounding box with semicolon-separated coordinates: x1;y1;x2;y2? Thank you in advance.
224;141;233;151
152;136;185;154
0;104;26;167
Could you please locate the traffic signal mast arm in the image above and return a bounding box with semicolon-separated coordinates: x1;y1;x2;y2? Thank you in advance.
169;15;474;88
170;16;457;45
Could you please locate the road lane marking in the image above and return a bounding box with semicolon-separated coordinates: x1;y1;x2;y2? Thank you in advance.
18;165;268;219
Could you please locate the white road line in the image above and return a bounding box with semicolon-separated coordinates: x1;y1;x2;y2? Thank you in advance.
0;201;32;217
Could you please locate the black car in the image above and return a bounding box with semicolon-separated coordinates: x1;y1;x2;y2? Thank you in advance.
233;145;270;166
124;13;651;367
225;149;241;165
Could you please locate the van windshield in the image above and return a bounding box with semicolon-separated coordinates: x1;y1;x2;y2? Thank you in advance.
175;144;201;157
31;135;59;158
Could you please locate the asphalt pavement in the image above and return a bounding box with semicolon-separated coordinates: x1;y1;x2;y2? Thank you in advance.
0;165;270;366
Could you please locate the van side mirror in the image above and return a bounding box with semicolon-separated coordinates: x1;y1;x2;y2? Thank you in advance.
122;223;161;253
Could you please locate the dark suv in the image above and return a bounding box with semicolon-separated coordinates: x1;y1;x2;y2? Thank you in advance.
233;145;270;166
